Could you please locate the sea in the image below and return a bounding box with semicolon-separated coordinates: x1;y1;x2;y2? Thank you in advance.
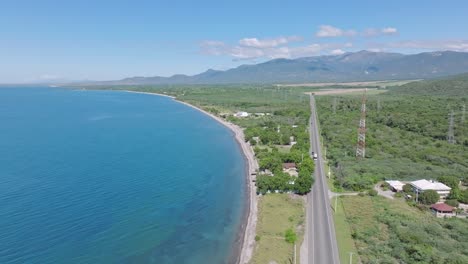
0;87;247;264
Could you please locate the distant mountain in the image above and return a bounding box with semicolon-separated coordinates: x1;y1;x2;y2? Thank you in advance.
83;51;468;85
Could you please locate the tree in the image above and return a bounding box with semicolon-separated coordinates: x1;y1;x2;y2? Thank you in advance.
445;199;459;207
285;228;297;244
402;184;413;194
295;171;314;194
419;190;440;205
437;176;459;189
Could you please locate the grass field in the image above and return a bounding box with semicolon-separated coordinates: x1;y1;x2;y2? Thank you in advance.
250;194;305;264
339;195;468;263
331;196;359;264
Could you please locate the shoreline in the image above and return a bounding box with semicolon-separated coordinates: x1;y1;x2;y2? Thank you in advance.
125;90;258;264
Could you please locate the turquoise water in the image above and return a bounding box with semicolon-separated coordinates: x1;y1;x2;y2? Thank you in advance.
0;87;246;263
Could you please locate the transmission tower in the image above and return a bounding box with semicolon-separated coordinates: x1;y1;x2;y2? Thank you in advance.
356;89;367;158
462;104;466;123
448;110;455;144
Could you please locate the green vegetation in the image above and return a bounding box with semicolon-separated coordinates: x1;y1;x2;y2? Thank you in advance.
284;228;297;244
339;195;468;263
250;194;304;264
419;190;440;205
315;78;468;191
332;196;359;264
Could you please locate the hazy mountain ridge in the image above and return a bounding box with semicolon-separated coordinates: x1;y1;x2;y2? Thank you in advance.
85;51;468;85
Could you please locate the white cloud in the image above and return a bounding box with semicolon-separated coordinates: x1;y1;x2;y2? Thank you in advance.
201;36;355;60
39;74;60;80
387;40;468;51
317;25;398;38
239;36;302;48
316;25;356;37
330;49;345;55
382;27;398;34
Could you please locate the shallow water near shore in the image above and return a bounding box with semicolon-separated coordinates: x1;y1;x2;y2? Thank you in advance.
0;87;246;263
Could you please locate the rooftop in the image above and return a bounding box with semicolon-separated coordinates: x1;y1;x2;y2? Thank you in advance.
410;179;451;191
385;180;405;190
282;162;297;169
431;203;454;212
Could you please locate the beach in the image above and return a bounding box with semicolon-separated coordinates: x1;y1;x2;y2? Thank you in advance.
125;91;258;264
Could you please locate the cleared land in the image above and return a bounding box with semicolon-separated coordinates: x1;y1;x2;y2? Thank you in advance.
277;80;418;88
339;195;468;263
250;194;305;264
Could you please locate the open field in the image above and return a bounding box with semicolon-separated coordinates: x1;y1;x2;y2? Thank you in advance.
277;79;419;88
339;195;468;263
306;88;386;96
250;194;305;264
331;196;359;264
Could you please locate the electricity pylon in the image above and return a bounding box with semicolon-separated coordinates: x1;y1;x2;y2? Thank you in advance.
356;89;367;158
448;110;455;144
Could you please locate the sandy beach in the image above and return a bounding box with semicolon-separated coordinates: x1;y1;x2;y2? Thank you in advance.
126;91;258;264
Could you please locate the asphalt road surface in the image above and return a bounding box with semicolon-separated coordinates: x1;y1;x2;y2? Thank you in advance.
307;95;340;264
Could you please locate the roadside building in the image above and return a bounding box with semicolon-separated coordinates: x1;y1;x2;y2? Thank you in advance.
234;111;249;118
385;180;405;192
430;203;455;218
410;179;451;199
282;162;298;177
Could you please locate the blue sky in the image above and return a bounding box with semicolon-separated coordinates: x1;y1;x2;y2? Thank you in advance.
1;0;467;83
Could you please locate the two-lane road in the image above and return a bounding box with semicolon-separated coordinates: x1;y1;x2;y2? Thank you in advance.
307;94;340;264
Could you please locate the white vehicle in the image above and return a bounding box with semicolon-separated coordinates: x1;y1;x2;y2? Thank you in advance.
312;152;318;160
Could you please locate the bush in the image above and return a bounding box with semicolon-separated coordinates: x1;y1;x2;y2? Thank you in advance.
255;235;261;241
419;190;440;205
445;199;459;207
285;228;297;244
368;189;378;196
402;184;413;194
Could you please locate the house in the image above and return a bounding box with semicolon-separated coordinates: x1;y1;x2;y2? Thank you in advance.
410;179;451;199
386;180;405;192
431;203;455;218
282;163;298;177
289;136;297;146
234;111;249;118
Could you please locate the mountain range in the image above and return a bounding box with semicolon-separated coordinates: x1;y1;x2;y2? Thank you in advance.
83;50;468;85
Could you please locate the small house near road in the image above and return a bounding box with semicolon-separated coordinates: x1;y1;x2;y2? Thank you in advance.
234;111;249;118
385;180;405;192
431;203;455;218
410;179;451;199
282;162;298;177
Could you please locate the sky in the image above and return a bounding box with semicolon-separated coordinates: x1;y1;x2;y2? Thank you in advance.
1;0;468;83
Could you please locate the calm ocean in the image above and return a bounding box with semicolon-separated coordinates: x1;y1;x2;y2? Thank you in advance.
0;87;246;263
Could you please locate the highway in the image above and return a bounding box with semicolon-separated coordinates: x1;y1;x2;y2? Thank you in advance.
307;94;340;264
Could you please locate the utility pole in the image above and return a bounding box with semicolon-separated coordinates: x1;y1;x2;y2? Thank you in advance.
356;89;367;158
333;97;337;114
448;110;455;144
349;252;354;264
294;243;297;264
334;196;338;212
